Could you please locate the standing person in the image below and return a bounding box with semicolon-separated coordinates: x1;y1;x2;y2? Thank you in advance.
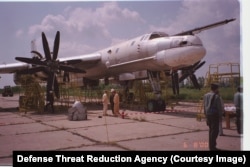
219;96;225;136
110;89;115;115
234;86;243;134
204;83;223;151
113;90;121;117
102;90;109;116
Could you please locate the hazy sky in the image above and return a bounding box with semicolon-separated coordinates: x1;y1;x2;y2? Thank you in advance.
1;0;250;150
0;0;241;87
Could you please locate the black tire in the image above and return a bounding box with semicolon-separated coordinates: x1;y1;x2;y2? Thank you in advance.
147;99;166;112
147;99;157;112
156;99;166;111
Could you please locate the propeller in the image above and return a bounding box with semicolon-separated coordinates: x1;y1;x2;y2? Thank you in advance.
15;31;85;112
171;71;179;95
179;61;205;89
169;61;205;95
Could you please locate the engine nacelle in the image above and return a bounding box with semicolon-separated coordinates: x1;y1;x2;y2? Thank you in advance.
13;72;22;85
83;78;100;88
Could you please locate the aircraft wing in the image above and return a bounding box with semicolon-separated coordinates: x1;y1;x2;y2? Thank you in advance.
59;53;101;70
0;63;30;74
173;18;236;36
0;53;101;74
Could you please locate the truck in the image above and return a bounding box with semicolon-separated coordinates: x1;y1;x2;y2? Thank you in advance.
2;85;14;97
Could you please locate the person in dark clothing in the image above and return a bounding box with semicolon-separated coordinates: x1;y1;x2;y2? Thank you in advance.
109;89;115;115
234;86;243;134
204;83;223;151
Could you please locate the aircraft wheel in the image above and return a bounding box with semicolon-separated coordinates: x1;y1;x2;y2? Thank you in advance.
147;99;157;112
156;99;166;111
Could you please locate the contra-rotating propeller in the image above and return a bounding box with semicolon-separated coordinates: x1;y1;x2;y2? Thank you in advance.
171;60;205;95
179;60;206;89
15;31;85;111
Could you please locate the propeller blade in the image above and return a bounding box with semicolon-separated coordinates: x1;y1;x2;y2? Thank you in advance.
61;59;82;65
192;61;201;68
31;51;43;59
47;72;54;93
59;65;86;73
190;74;200;89
174;72;179;95
174;72;180;95
171;73;176;95
42;32;51;61
54;76;60;99
18;66;45;74
53;31;60;61
179;61;205;83
194;61;205;71
179;73;189;83
15;57;46;66
171;71;179;95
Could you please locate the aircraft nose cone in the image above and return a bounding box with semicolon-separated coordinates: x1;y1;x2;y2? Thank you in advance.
182;35;203;47
182;35;206;64
190;35;203;45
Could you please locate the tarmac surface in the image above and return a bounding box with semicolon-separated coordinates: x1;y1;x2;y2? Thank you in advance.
0;95;243;166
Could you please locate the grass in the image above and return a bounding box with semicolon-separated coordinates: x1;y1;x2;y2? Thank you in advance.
167;87;236;102
2;85;236;104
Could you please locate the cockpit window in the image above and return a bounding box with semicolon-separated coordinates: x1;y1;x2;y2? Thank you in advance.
131;41;135;46
115;48;119;53
140;36;145;41
149;32;168;40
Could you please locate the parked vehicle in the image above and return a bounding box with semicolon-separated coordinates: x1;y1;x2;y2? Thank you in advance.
2;85;14;97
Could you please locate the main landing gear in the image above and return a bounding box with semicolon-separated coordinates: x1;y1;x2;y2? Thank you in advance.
147;98;166;112
146;71;166;112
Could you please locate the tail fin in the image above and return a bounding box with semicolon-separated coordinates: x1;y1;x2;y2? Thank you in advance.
31;39;37;58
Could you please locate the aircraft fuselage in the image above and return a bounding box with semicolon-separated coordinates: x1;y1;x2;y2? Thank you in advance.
0;18;236;87
78;32;206;80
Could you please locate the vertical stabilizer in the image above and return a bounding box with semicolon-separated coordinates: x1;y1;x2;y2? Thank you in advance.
31;40;37;58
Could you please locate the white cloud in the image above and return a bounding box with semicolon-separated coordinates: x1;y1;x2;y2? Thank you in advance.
15;29;24;37
24;2;145;57
12;1;240;77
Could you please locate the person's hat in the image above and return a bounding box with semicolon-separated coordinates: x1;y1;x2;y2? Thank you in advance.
111;89;115;92
237;85;242;92
211;83;219;90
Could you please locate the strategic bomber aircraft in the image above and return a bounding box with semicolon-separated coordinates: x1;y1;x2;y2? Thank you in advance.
0;18;235;112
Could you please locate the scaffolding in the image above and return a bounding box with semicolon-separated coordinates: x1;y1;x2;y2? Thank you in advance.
56;73;85;107
17;71;106;113
56;73;103;108
121;71;173;111
121;80;150;110
18;75;45;113
197;62;240;121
